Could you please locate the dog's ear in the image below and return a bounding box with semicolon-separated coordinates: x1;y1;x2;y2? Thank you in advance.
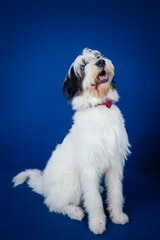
63;66;82;102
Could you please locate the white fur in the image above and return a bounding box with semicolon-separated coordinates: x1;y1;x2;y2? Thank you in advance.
13;49;131;235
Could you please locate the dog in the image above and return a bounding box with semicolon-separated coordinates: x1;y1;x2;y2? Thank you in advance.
13;48;131;235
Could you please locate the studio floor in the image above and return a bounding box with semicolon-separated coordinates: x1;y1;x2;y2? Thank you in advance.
1;165;160;240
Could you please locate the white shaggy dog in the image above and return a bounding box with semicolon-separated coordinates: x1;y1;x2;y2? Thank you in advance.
13;48;131;235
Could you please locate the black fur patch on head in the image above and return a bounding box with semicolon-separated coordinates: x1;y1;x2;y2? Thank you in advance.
63;66;83;102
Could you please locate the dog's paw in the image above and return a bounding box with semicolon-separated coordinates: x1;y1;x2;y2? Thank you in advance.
49;205;85;221
111;212;129;225
89;215;106;235
69;206;85;221
65;206;85;221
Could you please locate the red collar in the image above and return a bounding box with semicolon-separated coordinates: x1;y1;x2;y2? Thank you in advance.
96;99;113;108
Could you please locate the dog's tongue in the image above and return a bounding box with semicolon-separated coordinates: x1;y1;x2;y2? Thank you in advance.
98;75;107;80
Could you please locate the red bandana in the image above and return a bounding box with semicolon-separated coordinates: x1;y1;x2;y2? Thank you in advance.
96;99;113;108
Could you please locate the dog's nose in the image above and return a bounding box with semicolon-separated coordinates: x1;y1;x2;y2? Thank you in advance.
95;59;106;68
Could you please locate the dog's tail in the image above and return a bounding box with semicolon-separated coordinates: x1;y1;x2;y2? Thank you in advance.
12;169;43;195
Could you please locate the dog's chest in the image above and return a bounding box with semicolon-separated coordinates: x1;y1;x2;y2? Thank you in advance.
73;105;127;171
84;105;124;143
91;107;124;165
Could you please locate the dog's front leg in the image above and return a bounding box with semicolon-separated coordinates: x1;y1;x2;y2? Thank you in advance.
81;170;106;234
105;166;129;225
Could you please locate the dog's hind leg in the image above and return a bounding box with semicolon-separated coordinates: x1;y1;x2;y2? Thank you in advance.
43;171;84;220
52;205;85;221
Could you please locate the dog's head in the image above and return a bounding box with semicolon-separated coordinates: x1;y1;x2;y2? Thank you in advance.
63;48;116;102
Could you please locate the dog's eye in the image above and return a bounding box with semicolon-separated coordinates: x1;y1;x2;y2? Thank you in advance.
81;60;88;69
97;55;101;59
81;64;85;70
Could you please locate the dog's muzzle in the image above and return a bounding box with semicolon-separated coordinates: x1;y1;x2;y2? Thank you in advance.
91;69;109;87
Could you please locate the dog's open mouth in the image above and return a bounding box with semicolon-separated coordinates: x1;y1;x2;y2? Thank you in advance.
97;70;108;84
91;70;108;87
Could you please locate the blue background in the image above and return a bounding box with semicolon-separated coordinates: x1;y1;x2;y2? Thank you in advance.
0;0;160;239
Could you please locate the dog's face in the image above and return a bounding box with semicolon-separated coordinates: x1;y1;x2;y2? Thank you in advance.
63;48;115;101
